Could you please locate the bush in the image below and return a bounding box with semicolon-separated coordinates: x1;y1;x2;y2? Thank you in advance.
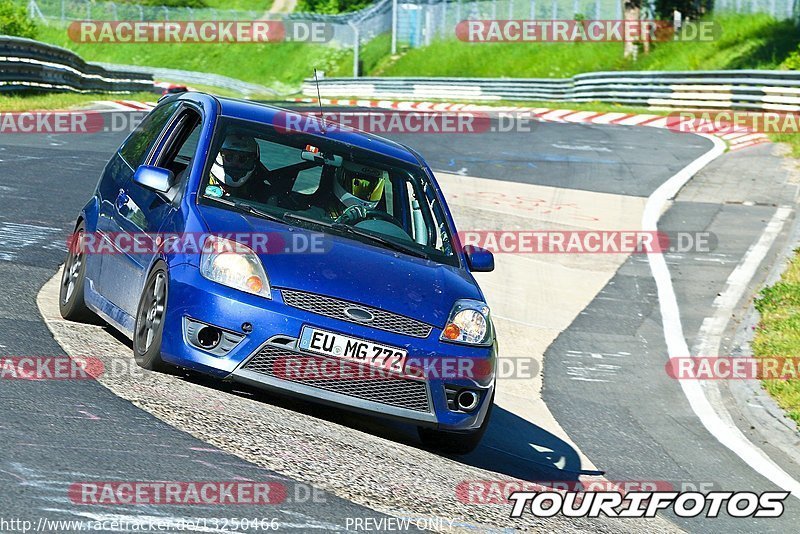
0;0;37;39
296;0;372;14
116;0;208;6
782;49;800;70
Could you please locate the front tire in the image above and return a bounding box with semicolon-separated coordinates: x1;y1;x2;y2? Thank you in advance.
418;393;494;455
59;222;95;322
133;263;170;372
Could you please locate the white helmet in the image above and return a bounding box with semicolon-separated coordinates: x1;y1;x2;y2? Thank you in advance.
333;161;387;210
211;133;259;187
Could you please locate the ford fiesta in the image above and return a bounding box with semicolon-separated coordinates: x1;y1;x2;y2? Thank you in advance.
59;93;497;453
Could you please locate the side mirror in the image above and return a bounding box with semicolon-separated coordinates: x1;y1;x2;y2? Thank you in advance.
464;245;494;272
133;165;174;193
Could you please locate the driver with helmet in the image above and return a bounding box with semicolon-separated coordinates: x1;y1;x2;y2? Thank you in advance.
205;132;271;203
321;161;387;223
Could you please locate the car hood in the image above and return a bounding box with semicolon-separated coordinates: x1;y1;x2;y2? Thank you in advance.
197;204;483;327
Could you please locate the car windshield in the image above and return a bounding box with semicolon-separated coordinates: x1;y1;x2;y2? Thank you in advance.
198;115;458;266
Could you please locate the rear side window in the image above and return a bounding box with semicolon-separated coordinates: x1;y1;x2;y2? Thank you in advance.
118;102;180;169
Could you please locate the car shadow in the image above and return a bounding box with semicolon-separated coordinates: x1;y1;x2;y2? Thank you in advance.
458;406;593;483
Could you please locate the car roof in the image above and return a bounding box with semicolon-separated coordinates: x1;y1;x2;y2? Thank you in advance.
194;94;422;166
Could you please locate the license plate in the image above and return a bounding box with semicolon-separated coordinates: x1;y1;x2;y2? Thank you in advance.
298;327;407;374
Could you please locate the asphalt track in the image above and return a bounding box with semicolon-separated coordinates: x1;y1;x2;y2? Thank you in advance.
2;105;798;532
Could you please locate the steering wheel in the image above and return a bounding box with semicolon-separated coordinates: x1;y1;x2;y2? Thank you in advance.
336;205;405;228
362;209;404;227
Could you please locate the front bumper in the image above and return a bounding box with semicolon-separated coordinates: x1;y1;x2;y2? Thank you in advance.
161;264;496;431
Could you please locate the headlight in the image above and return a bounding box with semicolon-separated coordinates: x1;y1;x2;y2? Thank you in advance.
200;235;271;299
440;299;492;345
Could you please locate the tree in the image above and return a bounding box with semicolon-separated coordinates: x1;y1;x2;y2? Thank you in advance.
0;0;37;39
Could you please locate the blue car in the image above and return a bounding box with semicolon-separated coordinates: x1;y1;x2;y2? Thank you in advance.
59;92;496;453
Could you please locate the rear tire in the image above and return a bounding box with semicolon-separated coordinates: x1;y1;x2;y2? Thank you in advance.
418;393;494;455
133;263;170;372
59;222;95;322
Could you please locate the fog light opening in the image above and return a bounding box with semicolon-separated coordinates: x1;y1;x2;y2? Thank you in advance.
457;389;480;412
197;326;222;349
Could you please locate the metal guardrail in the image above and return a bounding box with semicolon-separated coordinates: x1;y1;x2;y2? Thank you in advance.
97;63;281;98
303;71;800;110
0;36;154;93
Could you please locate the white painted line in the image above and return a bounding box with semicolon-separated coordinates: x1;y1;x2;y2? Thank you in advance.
642;135;800;500
695;207;791;360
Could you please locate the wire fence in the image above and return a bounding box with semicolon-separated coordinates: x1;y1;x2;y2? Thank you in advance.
22;0;800;51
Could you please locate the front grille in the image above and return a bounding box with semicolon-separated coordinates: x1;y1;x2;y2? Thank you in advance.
243;345;431;413
280;289;433;339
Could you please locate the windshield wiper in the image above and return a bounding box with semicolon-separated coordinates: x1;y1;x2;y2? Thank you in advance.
283;213;429;259
283;212;337;229
206;196;285;224
337;224;430;259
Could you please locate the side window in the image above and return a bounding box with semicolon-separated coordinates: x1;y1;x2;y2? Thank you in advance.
155;109;202;180
118;102;180;169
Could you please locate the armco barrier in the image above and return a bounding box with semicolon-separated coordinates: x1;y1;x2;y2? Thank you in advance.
0;36;154;93
303;71;800;111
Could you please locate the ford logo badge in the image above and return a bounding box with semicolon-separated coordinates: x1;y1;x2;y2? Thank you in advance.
344;306;374;323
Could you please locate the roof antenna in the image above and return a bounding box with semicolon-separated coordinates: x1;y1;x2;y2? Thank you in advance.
313;68;326;134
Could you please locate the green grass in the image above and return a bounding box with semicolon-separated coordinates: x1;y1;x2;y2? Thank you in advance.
113;0;273;9
0;91;156;111
769;133;800;158
37;24;355;92
380;14;800;77
753;253;800;427
23;13;800;97
202;0;273;10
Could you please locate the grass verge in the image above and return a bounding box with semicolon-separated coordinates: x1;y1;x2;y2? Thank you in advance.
753;253;800;427
0;91;156;111
380;14;800;77
35;24;357;91
28;13;800;90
